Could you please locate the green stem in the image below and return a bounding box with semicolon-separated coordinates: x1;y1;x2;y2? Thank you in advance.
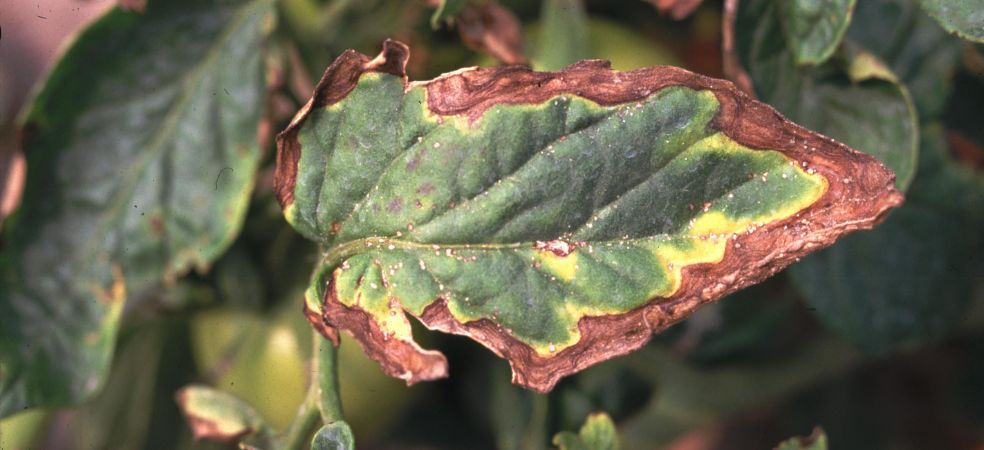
280;387;322;450
279;331;345;450
314;330;344;423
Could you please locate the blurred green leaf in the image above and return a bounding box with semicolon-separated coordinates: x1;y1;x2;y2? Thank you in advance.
553;412;620;450
72;324;166;449
789;125;980;354
777;0;856;65
431;0;469;29
734;0;918;191
619;337;859;446
311;421;355;450
917;0;984;43
775;427;828;450
0;0;273;417
848;0;964;119
175;385;271;445
659;278;796;364
535;0;589;70
556;364;653;430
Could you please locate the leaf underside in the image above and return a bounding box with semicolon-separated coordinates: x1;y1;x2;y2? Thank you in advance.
275;40;902;392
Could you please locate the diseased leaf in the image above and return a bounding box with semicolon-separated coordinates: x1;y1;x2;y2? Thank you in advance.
311;421;356;450
277;40;901;392
0;0;272;416
917;0;984;43
732;0;919;190
789;125;982;354
848;0;963;118
777;0;856;66
175;385;271;444
774;427;828;450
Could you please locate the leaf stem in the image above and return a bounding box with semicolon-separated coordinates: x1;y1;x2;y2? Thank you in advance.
279;387;322;450
279;331;345;450
314;330;344;423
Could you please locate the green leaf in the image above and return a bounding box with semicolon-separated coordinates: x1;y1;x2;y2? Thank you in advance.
847;0;964;118
175;385;271;444
311;421;356;450
430;0;469;29
535;0;590;70
775;427;828;450
917;0;984;43
277;40;901;392
777;0;856;66
788;125;979;354
553;413;620;450
0;0;272;416
734;0;919;191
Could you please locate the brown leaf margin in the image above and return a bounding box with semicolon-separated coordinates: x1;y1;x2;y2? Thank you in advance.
277;39;903;392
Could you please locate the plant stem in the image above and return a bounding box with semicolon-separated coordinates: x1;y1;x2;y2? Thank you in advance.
314;330;344;423
280;387;322;450
279;331;344;450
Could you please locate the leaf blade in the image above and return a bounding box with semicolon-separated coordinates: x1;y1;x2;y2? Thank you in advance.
917;0;984;43
0;0;272;416
279;40;902;392
777;0;857;66
732;0;919;191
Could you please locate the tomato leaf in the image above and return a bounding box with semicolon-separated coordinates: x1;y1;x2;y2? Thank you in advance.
789;125;983;354
277;40;901;392
775;427;828;450
776;0;856;66
0;0;272;416
553;413;620;450
916;0;984;43
175;385;271;445
848;0;964;119
430;0;469;29
731;0;919;191
310;421;356;450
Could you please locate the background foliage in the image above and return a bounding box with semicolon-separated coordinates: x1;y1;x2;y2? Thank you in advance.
1;0;982;449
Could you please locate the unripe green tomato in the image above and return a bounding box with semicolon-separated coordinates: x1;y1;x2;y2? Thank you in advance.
336;333;415;439
191;307;308;430
517;18;680;71
191;304;414;437
0;409;48;450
